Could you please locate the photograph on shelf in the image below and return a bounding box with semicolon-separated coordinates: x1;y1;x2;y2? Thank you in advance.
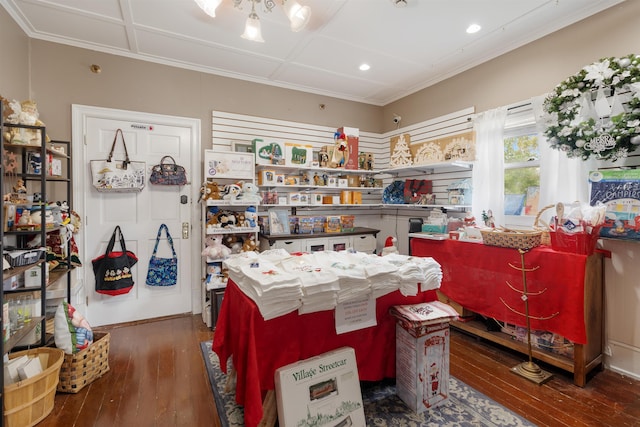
269;210;291;235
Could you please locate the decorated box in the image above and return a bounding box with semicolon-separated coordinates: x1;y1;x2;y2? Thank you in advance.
285;143;313;167
390;301;458;413
336;127;360;170
275;347;365;427
589;170;640;240
253;138;285;165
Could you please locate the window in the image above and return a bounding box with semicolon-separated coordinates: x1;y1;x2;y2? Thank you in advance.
503;106;540;226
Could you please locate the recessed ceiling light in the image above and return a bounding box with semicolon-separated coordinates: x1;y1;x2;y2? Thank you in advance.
466;24;481;34
359;63;371;71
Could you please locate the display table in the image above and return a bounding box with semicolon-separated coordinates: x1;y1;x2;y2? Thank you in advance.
212;280;435;427
410;236;604;386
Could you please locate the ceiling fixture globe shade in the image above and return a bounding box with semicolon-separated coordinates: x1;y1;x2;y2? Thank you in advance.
194;0;222;18
284;1;311;32
241;12;265;42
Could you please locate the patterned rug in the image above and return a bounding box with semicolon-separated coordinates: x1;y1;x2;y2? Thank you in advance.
200;342;536;427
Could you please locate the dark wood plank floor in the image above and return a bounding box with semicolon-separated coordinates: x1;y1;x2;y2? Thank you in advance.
38;314;640;427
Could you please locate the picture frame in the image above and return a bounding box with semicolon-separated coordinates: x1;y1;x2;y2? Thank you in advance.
231;140;254;153
268;209;290;235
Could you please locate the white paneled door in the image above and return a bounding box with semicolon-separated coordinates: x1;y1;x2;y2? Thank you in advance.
72;106;201;327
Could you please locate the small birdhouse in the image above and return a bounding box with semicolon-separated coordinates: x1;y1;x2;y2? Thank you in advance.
446;178;472;205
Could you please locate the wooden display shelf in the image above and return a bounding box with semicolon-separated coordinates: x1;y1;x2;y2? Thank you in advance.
3;316;45;354
260;226;379;243
451;318;600;378
410;237;604;387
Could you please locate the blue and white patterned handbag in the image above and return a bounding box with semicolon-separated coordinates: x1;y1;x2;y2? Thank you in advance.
146;224;178;287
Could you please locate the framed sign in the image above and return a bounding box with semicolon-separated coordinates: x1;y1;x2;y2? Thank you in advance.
204;150;254;180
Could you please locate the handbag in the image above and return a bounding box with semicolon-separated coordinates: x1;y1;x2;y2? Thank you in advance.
149;156;188;186
146;224;178;287
92;225;138;296
90;128;146;192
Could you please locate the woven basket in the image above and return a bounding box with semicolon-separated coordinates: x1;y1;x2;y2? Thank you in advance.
57;331;111;393
534;204;555;246
480;228;542;250
4;347;65;427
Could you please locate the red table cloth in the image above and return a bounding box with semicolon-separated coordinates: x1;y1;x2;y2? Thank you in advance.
212;280;434;427
411;238;591;344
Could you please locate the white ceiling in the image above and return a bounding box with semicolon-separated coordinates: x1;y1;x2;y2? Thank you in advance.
0;0;624;106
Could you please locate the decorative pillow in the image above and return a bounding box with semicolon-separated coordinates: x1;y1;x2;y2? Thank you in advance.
54;301;93;354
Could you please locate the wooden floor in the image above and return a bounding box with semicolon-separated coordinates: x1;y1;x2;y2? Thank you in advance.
38;314;640;427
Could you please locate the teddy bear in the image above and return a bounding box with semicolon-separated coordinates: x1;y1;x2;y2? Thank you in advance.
224;235;243;254
206;206;220;227
238;182;262;203
202;235;231;260
199;181;222;202
242;234;258;252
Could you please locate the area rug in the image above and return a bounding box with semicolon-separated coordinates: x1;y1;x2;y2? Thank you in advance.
200;341;536;427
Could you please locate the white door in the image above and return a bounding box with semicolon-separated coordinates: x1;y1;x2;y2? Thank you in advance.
72;105;201;327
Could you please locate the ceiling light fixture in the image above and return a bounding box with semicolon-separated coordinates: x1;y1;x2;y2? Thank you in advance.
359;63;370;71
466;23;481;34
195;0;223;17
241;0;265;42
195;0;311;42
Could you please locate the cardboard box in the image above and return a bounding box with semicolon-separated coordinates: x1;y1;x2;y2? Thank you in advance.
340;215;355;231
325;216;341;233
391;301;458;413
253;138;285;165
352;191;362;205
395;322;451;412
3;276;20;291
285;143;313;167
258;170;277;185
340;190;352;204
24;264;48;288
310;194;323;205
337;127;360;170
275;347;365;427
436;291;474;318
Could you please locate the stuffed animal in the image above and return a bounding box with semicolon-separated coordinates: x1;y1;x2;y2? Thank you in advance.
222;183;242;201
329;131;349;168
202;235;231;260
206;206;220;227
238;182;262;203
3;99;50;145
216;210;236;228
244;206;258;228
199;181;222;202
224;235;243;254
380;236;399;256
242;234;258;252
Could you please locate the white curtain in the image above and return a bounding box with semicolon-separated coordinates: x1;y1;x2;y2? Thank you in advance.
531;95;596;217
472;107;508;227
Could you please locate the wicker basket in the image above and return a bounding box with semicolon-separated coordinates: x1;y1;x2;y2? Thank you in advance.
534;204;555;246
57;331;111;393
4;347;65;427
480;228;542;250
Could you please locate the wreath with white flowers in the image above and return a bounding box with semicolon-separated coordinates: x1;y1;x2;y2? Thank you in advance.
543;54;640;161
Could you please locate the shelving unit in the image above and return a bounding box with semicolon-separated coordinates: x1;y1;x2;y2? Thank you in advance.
201;150;258;328
1;121;73;352
377;161;473;212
